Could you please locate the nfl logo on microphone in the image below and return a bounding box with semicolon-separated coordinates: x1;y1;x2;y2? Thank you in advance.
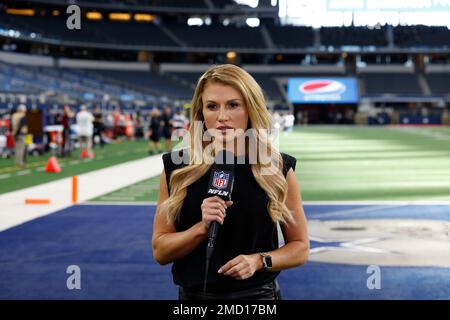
213;171;229;189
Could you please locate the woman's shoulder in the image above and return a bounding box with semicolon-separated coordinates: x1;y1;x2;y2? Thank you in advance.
162;149;189;172
162;149;189;193
280;152;297;177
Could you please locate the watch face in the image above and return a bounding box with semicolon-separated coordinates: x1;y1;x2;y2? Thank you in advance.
264;256;272;268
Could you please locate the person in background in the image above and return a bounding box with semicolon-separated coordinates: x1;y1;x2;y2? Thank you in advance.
148;108;162;155
282;112;295;135
11;104;28;168
103;110;115;141
61;104;74;157
93;106;105;148
2;112;14;159
113;106;122;141
76;105;94;158
124;113;135;141
172;108;189;139
134;111;146;139
161;105;174;152
272;111;283;133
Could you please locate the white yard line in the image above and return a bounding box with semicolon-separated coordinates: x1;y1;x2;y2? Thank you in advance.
16;170;31;176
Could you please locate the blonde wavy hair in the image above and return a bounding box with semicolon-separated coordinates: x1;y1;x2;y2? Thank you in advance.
163;64;294;225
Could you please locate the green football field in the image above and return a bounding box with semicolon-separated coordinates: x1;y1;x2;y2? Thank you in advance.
89;126;450;203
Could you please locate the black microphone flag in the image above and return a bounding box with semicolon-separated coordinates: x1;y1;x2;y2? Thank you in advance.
206;150;235;248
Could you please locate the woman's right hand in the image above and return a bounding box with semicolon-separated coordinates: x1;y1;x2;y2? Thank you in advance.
201;196;233;229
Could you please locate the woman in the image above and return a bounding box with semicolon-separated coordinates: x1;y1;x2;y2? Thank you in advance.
152;64;309;300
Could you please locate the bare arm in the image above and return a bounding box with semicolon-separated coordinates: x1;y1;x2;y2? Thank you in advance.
152;170;208;265
264;168;310;270
152;170;230;265
219;168;309;279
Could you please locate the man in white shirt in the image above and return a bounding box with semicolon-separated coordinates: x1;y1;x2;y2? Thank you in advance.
283;112;295;135
76;105;94;157
172;108;188;138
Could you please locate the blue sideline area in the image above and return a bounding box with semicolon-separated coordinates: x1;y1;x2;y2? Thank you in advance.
0;204;449;300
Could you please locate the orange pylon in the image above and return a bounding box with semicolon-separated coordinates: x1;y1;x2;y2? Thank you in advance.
45;156;61;173
72;176;78;204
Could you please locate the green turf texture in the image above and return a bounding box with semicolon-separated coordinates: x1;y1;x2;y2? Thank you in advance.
281;126;450;201
90;176;161;203
89;126;450;202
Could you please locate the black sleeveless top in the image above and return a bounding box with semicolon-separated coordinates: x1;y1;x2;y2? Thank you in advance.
162;150;297;292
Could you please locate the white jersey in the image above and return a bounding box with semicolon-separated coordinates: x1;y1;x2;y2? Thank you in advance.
284;114;295;127
76;110;94;136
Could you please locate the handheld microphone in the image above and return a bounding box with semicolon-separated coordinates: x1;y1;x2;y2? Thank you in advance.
206;150;235;249
203;149;235;295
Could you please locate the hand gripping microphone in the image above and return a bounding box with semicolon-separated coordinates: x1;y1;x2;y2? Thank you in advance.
206;150;235;249
203;150;235;295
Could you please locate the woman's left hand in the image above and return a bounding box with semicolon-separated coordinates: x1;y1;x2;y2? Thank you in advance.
218;254;262;280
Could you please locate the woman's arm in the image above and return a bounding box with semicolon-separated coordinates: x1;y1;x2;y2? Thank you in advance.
152;170;230;265
218;168;309;279
152;170;208;265
267;167;310;270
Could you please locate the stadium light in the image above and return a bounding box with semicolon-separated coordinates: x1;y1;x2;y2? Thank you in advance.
87;12;102;20
187;18;203;26
227;51;237;60
278;0;450;27
109;13;131;21
134;13;154;22
235;0;259;8
246;18;260;27
6;8;35;16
